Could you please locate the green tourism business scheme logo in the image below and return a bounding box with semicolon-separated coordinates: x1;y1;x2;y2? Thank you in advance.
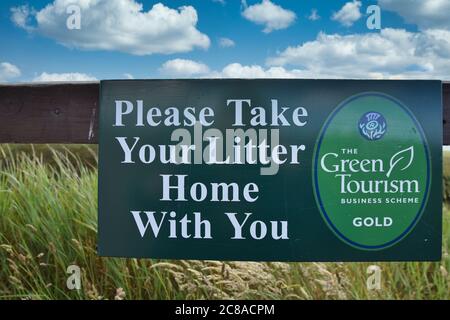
313;93;431;250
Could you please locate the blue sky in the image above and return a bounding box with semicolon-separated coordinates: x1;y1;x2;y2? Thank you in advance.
0;0;449;82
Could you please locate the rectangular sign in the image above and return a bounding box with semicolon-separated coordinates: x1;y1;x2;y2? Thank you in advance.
98;79;442;261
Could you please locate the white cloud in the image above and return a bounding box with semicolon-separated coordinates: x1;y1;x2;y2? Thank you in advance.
159;60;317;79
332;0;362;27
33;72;97;82
0;62;21;82
308;9;320;21
10;5;35;30
267;28;450;80
242;0;296;33
378;0;450;30
158;59;304;78
123;73;134;79
217;63;303;78
161;22;450;80
212;0;226;5
160;59;210;77
11;0;210;55
219;37;235;48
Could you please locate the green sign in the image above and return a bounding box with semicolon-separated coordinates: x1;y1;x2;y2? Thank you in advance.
98;80;442;261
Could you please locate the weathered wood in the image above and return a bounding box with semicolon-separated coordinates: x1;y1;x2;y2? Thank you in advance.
444;82;450;146
0;82;449;144
0;82;98;143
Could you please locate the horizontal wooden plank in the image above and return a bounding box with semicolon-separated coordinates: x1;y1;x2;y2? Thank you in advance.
0;82;449;144
0;82;98;143
444;82;450;146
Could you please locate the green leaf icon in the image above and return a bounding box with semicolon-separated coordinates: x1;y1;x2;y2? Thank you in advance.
386;146;414;178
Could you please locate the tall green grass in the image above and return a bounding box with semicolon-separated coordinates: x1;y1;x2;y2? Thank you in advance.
0;145;449;300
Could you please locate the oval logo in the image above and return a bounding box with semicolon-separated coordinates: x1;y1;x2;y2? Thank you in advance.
313;93;430;250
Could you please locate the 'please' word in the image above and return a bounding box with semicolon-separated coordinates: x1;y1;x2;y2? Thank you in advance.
113;99;309;128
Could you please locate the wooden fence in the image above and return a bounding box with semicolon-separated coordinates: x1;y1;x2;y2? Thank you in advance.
0;82;449;144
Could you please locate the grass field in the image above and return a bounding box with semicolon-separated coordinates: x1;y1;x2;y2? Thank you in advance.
0;145;449;300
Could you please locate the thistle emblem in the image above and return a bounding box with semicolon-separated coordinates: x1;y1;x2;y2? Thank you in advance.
358;112;387;141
